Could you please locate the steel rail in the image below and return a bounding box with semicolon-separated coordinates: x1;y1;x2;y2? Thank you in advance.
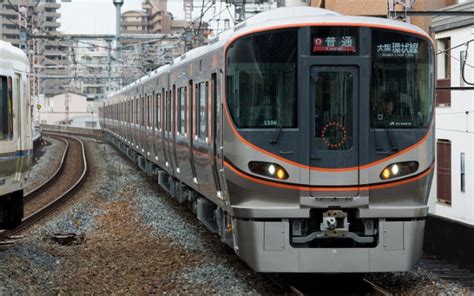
23;135;69;203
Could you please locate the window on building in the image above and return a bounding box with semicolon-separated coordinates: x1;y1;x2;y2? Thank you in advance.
177;87;186;135
437;139;452;205
461;152;465;193
436;38;451;107
197;82;208;141
0;76;13;141
439;37;451;79
460;50;467;87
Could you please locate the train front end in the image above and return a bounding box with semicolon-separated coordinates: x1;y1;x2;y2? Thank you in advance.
223;14;435;272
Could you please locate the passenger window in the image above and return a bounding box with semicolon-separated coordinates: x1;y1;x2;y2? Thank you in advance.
197;82;208;141
148;95;152;128
156;92;162;130
178;87;187;135
0;76;13;141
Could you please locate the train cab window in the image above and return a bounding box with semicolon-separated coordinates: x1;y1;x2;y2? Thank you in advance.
178;87;187;135
371;29;434;129
226;29;297;128
197;82;208;140
0;76;13;140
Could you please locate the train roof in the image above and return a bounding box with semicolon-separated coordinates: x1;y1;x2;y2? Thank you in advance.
0;40;28;65
108;7;429;99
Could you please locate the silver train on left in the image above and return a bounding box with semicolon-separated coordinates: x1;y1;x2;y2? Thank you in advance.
0;40;33;229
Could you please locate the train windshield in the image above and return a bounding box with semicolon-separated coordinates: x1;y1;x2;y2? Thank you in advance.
371;29;434;128
226;29;298;128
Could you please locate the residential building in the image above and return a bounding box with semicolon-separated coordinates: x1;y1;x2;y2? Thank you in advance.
121;10;149;34
430;1;474;225
121;0;189;35
0;0;69;97
39;91;89;125
71;39;120;100
312;0;457;32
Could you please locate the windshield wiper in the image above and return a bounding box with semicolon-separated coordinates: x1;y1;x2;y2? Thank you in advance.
382;109;399;152
270;97;293;144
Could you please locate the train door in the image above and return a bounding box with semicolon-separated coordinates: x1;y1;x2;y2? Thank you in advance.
14;74;21;146
14;74;23;178
211;73;223;197
309;66;359;197
165;89;173;171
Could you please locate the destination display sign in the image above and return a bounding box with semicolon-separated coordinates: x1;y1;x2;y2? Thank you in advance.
376;42;419;58
312;36;357;53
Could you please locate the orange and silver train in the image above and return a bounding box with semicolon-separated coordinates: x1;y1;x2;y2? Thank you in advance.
100;7;435;273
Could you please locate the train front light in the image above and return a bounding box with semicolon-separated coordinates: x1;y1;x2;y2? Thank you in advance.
380;161;419;180
248;161;289;180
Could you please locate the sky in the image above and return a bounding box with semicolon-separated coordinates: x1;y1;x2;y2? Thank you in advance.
59;0;185;34
59;0;231;35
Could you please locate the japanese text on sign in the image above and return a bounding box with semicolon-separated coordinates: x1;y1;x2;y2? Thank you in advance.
376;42;419;57
313;36;356;53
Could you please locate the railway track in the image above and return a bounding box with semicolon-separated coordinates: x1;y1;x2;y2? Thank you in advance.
417;256;474;291
0;134;88;242
23;136;69;203
269;274;391;296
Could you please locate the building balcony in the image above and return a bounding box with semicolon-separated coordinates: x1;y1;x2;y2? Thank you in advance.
1;28;20;35
43;2;61;9
43;11;61;18
122;20;147;26
0;9;17;16
42;21;61;28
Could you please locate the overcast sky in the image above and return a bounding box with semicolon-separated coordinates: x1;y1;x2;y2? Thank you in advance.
59;0;230;34
60;0;185;34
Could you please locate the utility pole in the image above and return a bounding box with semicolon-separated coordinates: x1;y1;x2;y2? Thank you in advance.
65;91;70;125
18;6;28;54
388;0;416;23
113;0;124;87
113;0;124;58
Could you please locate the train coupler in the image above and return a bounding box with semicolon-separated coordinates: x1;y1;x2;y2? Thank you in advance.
290;209;377;247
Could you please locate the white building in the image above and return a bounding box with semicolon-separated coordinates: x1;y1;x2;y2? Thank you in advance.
39;92;91;125
430;1;474;225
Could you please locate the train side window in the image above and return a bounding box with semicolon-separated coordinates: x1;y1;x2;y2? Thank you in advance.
178;87;187;135
0;76;13;140
148;95;152;128
166;91;171;132
197;82;208;141
156;91;162;130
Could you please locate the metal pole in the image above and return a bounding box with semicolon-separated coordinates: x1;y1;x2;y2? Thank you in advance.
113;0;124;58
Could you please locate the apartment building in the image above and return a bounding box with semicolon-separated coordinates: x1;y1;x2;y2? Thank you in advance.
121;0;188;35
0;0;68;97
430;0;474;225
312;0;457;32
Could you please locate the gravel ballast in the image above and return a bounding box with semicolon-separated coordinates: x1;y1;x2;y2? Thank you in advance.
0;136;472;294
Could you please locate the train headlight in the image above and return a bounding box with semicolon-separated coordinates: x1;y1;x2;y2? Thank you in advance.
380;161;419;180
248;161;289;180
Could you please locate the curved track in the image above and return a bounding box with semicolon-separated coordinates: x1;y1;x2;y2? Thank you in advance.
269;274;391;296
23;136;69;202
0;134;88;239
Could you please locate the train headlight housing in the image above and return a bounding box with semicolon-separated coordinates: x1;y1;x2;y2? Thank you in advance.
380;161;419;180
248;161;289;180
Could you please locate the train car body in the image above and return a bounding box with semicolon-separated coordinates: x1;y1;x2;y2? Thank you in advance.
0;40;33;229
100;7;435;273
